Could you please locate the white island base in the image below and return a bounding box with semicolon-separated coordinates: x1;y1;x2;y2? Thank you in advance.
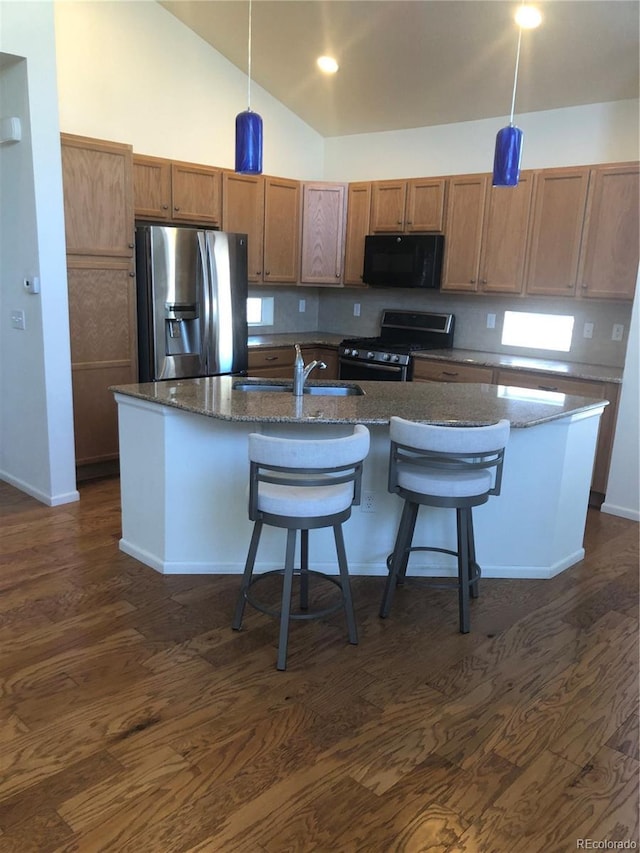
115;393;603;580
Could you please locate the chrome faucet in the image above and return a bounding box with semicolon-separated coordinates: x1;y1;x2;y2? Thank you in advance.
293;344;326;395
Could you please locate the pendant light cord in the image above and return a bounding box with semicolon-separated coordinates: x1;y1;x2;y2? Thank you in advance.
247;0;253;111
509;24;523;125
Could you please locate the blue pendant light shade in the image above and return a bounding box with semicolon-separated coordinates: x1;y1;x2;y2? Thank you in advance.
492;124;523;186
235;0;263;175
235;109;263;174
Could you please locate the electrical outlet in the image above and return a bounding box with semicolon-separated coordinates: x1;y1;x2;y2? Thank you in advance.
583;322;594;339
298;299;306;313
353;303;361;317
10;310;25;330
612;324;624;342
361;491;376;513
486;313;496;329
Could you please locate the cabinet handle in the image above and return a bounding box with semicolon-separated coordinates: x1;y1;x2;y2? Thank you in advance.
470;278;476;284
397;220;403;225
442;371;459;377
407;220;412;225
581;283;588;289
481;278;487;284
162;204;169;210
335;272;340;278
538;384;558;392
129;272;135;277
256;271;262;276
265;356;278;362
174;206;180;211
265;270;270;276
128;242;134;249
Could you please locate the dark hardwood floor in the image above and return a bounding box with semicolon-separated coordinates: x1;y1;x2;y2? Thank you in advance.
0;476;638;852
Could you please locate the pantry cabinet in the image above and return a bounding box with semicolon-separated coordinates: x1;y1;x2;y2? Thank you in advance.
343;182;371;286
370;178;446;233
222;171;265;283
61;134;137;472
577;163;640;300
300;183;347;285
524;167;590;297
133;154;221;225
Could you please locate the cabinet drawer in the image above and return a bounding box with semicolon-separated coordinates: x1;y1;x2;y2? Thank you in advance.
413;360;494;383
248;347;295;371
495;370;603;398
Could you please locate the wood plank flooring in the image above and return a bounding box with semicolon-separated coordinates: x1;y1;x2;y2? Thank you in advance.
0;476;637;852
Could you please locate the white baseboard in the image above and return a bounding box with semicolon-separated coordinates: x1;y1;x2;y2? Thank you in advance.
0;471;79;507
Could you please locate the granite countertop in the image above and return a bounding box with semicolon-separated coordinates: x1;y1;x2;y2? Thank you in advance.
111;376;608;429
248;332;344;348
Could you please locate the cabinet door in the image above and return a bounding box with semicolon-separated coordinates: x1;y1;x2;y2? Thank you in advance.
248;346;295;377
171;162;221;224
67;259;138;465
222;172;265;283
578;163;639;300
406;178;446;232
524;168;590;296
61;134;134;258
343;182;371;286
370;180;407;232
441;174;488;292
132;155;172;220
413;359;494;383
479;173;533;294
301;346;339;379
300;183;346;285
263;177;300;283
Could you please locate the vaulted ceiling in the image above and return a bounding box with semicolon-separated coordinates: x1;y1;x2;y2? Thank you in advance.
160;0;640;137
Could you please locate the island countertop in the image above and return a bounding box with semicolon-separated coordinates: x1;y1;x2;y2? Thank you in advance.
110;375;608;429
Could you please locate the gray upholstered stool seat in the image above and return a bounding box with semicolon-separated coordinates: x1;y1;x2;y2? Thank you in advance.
233;425;370;670
380;416;510;633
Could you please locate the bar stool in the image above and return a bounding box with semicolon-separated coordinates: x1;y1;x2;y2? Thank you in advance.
232;425;370;670
380;416;510;633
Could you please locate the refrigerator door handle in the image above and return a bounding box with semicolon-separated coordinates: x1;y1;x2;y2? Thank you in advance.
197;231;211;375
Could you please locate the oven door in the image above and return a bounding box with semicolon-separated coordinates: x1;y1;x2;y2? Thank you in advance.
339;357;408;381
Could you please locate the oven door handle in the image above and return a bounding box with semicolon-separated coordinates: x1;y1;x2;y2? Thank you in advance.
339;358;404;374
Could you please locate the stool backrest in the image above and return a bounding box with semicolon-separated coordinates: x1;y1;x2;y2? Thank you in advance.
248;425;370;518
389;417;510;496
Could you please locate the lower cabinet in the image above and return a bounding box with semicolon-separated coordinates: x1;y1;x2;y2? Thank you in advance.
247;345;338;380
412;359;494;384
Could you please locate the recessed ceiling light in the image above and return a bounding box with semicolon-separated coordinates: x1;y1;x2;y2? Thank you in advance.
515;6;542;29
317;55;339;74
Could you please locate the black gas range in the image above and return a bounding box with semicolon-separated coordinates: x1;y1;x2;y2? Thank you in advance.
338;310;455;381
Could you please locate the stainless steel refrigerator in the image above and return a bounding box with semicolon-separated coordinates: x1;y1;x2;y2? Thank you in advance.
135;225;248;382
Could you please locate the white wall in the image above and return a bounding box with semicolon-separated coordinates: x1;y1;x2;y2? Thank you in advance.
53;0;324;180
602;280;640;521
324;100;640;180
0;2;78;506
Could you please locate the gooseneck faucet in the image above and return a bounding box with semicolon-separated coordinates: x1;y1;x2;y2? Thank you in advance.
293;344;326;395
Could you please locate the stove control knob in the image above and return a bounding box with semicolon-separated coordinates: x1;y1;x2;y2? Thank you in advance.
352;349;359;358
392;354;401;363
367;351;375;359
382;353;391;361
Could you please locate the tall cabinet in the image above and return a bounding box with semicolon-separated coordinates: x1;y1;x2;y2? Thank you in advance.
61;134;137;474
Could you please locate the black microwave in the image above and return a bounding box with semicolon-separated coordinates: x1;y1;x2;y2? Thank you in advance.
363;234;445;288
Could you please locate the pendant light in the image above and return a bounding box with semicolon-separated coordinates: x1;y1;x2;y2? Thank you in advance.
235;0;263;174
492;4;541;187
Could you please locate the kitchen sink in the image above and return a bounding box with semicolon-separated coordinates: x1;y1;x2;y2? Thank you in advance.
233;382;364;396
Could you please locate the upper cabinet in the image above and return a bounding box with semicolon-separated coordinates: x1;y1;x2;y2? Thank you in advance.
222;171;265;283
577;163;640;300
300;183;347;286
133;154;221;225
343;182;371;286
263;176;301;284
441;174;488;292
62;134;134;258
524;167;590;297
370;178;446;233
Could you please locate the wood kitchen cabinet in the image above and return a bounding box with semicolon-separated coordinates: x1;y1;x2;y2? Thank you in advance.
343;182;371;286
263;177;301;284
248;346;295;377
412;359;494;383
222;171;265;283
495;368;619;495
301;345;339;379
370;178;446;233
524;167;590;297
577;163;640;300
300;183;347;285
133;154;221;225
61;134;137;473
441;174;488;291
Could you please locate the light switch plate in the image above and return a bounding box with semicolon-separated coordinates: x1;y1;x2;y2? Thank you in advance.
612;324;624;341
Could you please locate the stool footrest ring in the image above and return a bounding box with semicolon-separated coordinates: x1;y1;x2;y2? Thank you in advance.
244;568;347;621
386;546;481;591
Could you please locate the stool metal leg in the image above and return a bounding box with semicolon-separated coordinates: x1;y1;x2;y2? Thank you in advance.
333;524;358;645
380;500;418;618
232;521;263;631
468;510;480;599
300;529;309;611
456;508;471;634
277;528;298;671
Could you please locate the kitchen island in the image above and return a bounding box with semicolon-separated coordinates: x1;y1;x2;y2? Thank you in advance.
111;377;606;580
